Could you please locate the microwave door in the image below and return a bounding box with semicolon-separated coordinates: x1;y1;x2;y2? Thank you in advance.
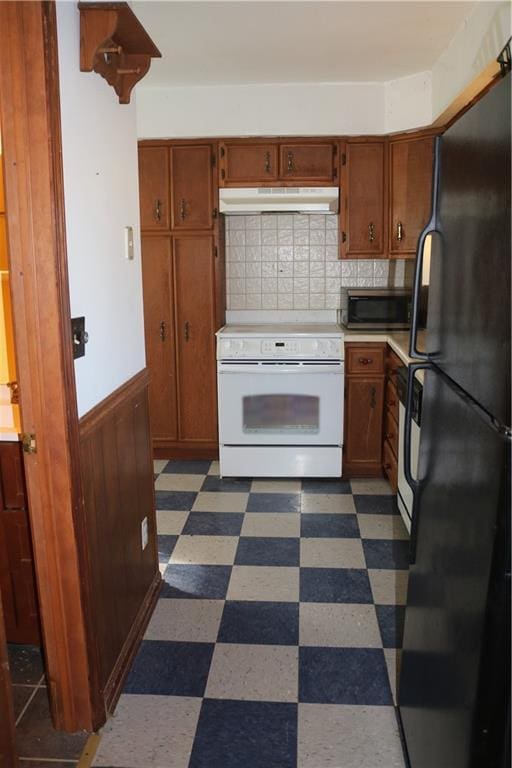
348;295;410;327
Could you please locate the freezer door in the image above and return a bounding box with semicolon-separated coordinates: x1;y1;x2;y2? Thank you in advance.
399;365;510;768
424;75;510;425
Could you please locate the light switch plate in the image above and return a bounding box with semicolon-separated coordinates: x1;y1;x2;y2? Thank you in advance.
124;226;134;260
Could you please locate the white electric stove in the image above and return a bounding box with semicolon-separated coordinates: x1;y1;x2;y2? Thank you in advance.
216;324;344;477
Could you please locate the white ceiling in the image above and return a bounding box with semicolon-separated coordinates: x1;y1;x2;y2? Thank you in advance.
133;1;476;87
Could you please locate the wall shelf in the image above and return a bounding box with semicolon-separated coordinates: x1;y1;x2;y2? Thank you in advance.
78;2;161;104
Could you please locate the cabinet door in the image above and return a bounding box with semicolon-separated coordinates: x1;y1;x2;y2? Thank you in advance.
219;142;278;185
141;237;178;441
170;145;214;231
280;143;337;183
344;376;384;469
138;146;170;231
343;141;386;257
389;137;434;255
0;442;40;645
173;235;217;442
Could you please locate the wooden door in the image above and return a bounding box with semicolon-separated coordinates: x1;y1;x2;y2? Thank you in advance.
0;443;40;645
170;145;214;231
138;146;170;231
141;237;177;441
279;143;337;183
0;590;18;768
173;235;217;442
389;137;434;255
344;377;384;473
219;142;278;185
342;141;386;257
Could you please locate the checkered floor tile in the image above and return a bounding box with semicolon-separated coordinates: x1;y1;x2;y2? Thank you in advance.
92;461;409;768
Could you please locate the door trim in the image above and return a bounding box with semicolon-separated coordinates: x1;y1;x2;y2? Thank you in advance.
0;2;97;730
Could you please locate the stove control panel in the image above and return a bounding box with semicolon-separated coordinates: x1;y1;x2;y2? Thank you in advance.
217;336;343;360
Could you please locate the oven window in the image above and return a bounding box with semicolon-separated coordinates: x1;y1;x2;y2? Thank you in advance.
243;394;320;434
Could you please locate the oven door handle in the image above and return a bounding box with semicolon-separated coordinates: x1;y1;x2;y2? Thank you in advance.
217;363;344;374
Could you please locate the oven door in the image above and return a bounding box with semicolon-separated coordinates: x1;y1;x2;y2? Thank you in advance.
218;361;344;446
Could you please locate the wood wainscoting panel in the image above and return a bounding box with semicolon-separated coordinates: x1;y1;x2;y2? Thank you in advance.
79;370;160;715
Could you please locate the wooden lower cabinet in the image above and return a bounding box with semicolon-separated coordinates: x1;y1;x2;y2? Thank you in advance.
142;234;220;457
343;343;386;476
382;347;401;492
0;442;40;645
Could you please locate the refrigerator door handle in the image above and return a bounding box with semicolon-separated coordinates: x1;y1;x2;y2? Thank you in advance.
409;136;442;361
405;362;432;563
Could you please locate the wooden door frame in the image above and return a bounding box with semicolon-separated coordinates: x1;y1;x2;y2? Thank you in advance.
0;591;18;768
0;2;98;730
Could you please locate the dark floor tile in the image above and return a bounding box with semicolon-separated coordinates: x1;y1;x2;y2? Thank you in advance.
300;513;360;538
354;495;399;515
162;460;212;474
247;493;301;513
155;490;197;511
7;645;44;685
16;688;88;760
201;475;252;492
301;478;352;494
189;699;297;768
363;539;410;570
375;605;406;649
12;685;36;720
182;512;244;536
157;535;178;564
299;647;392;705
300;568;373;604
235;537;300;567
161;564;232;600
124;640;213;697
218;601;299;645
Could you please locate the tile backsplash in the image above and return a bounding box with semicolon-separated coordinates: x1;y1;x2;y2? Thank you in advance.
225;214;413;311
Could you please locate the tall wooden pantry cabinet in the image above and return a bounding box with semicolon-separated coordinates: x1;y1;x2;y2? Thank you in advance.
138;142;225;458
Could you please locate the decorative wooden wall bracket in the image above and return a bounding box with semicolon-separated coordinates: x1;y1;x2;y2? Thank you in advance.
78;2;161;105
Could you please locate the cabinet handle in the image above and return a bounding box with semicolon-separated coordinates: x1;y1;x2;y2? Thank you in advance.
370;386;376;409
388;399;396;406
184;321;190;342
385;432;393;439
383;462;392;470
212;207;218;218
341;231;347;243
264;151;271;174
368;222;375;242
159;321;166;341
358;357;373;365
396;220;404;241
287;150;294;172
154;199;162;221
180;198;187;221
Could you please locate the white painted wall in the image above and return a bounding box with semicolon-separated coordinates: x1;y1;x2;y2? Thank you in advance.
56;2;146;417
385;71;432;134
432;1;511;119
136;81;386;138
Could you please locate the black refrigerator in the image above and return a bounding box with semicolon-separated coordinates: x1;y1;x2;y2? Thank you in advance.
398;73;511;768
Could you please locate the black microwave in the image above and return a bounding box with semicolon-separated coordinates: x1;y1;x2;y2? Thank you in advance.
340;288;412;330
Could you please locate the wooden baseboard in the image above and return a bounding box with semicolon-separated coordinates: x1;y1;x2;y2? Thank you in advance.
153;441;219;460
103;571;161;714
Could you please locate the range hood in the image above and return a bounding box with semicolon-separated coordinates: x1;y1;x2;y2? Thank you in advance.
219;187;339;215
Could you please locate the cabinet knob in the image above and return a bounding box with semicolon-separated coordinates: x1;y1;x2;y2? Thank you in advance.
396;221;404;241
368;222;375;242
385;432;393;439
388;399;396;406
358;357;373;365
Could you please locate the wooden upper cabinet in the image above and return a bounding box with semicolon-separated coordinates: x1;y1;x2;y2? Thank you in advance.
170;145;214;231
219;142;278;185
389;136;434;256
280;143;338;183
138;146;170;231
141;236;177;442
342;141;386;258
173;235;217;443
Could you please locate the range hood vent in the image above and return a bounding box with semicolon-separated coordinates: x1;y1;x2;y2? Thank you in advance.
219;187;339;215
